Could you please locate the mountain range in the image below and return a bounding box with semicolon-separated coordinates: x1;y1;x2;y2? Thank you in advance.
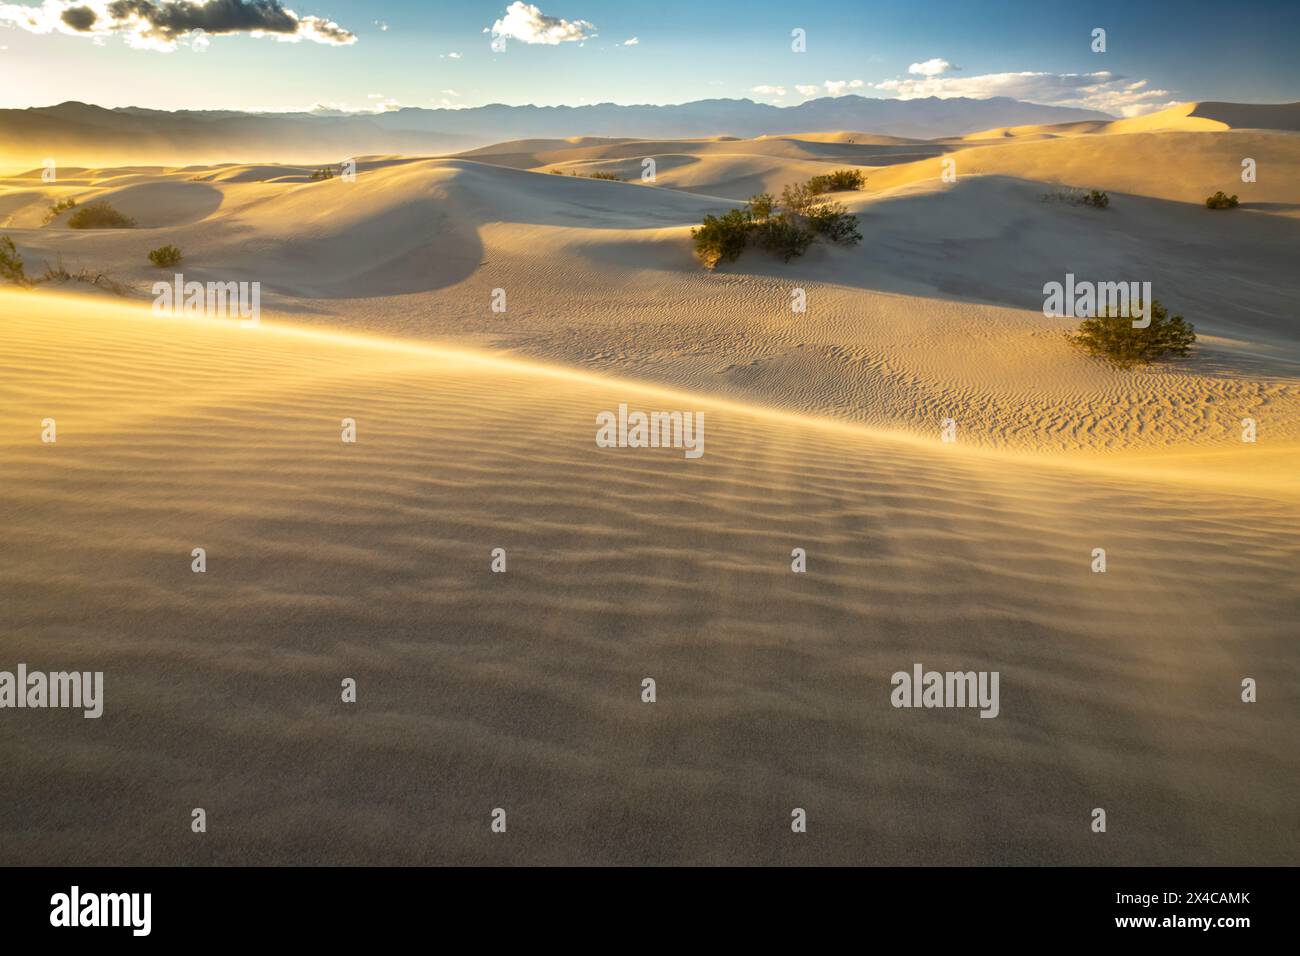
0;96;1112;167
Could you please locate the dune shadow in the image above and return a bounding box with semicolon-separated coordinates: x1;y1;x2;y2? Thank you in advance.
731;175;1300;347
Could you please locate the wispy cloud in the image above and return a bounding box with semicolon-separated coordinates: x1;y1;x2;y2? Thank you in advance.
873;70;1174;116
486;2;594;52
752;84;786;98
621;36;637;46
0;0;357;51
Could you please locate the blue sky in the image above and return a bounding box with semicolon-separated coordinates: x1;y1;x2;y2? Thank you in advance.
0;0;1296;114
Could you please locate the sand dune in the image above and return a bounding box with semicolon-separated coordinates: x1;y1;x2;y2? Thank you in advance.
3;133;1299;457
960;100;1300;141
867;130;1300;210
1;108;1297;868
1;291;1295;865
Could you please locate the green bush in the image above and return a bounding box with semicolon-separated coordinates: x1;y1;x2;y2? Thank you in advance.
807;201;863;244
1071;298;1196;367
691;208;752;269
1081;189;1110;209
0;235;27;284
67;200;135;229
148;245;183;268
1206;191;1239;209
584;171;622;181
43;197;78;224
778;181;821;217
808;169;865;194
691;178;863;268
753;214;814;262
309;167;335;181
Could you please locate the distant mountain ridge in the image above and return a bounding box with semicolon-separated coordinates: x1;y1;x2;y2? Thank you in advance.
1;96;1116;166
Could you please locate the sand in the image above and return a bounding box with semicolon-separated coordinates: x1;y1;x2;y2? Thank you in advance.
0;292;1296;865
1;101;1298;864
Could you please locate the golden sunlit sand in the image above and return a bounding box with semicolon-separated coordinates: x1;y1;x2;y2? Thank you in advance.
0;292;1296;864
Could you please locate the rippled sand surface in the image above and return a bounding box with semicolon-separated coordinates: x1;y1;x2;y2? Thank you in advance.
1;294;1295;864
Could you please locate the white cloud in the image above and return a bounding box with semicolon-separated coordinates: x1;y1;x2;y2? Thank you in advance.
752;84;786;97
488;2;595;51
308;97;405;115
872;70;1174;116
822;79;864;97
0;0;357;51
908;57;952;77
622;37;638;46
794;84;821;97
445;51;462;58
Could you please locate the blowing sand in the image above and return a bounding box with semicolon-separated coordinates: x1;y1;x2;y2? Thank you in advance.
0;293;1296;865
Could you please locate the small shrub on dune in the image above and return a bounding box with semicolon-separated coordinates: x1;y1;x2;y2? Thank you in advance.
691;208;751;269
1043;187;1109;208
778;181;821;217
148;245;183;268
43;197;78;224
309;167;335;181
691;179;863;269
808;169;865;194
753;214;814;262
807;201;863;244
1070;298;1196;368
39;257;130;296
1;235;28;284
584;171;622;181
1206;191;1239;209
68;200;135;229
747;192;775;220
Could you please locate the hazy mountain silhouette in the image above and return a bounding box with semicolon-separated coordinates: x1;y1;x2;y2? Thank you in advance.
0;96;1113;166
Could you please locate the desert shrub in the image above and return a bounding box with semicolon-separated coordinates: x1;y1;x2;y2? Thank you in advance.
807;201;863;245
1206;191;1239;209
148;244;183;268
38;257;130;296
0;235;27;284
747;192;775;220
753;214;814;262
1043;187;1109;208
778;181;822;217
309;167;335;181
67;200;135;229
808;169;865;193
691;208;752;269
1070;298;1196;367
550;168;566;175
584;171;622;181
43;197;78;224
692;177;863;268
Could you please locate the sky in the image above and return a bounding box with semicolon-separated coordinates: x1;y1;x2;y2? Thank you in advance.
0;0;1297;115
